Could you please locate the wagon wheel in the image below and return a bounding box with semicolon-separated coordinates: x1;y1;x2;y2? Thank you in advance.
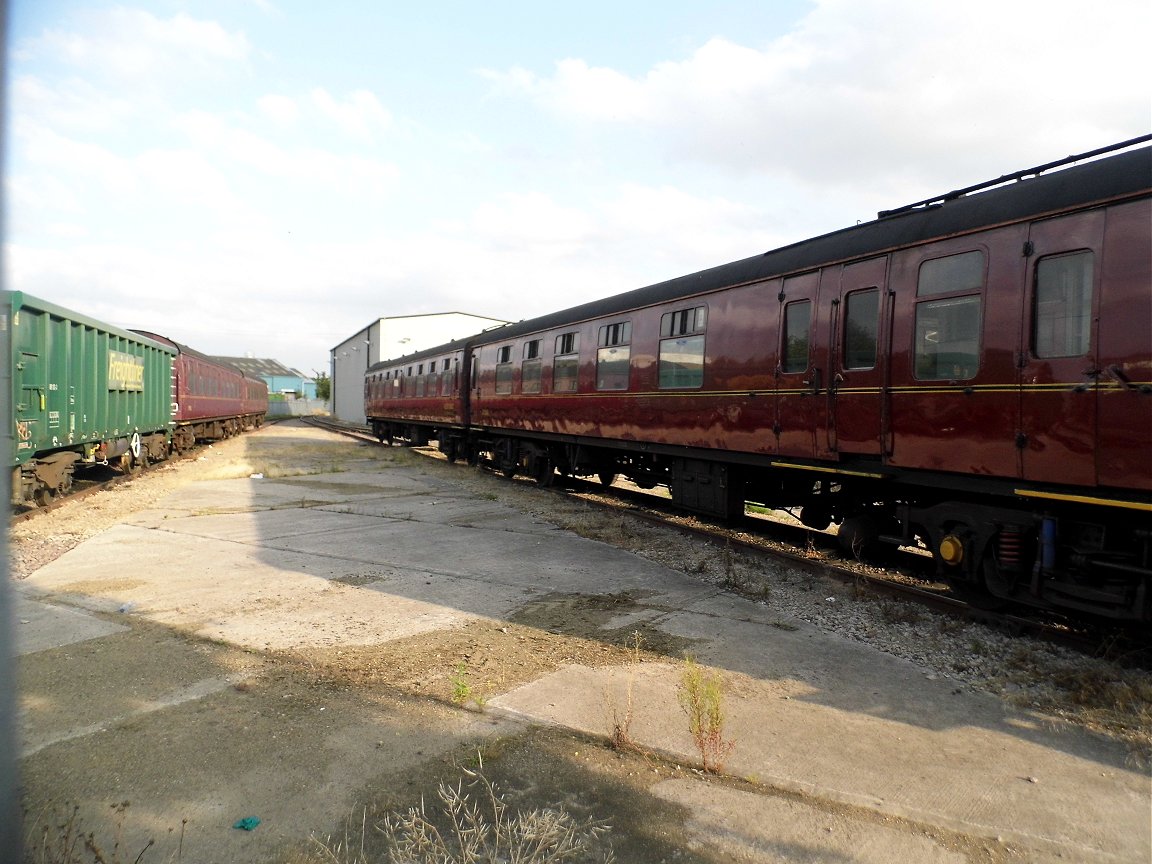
598;471;617;489
34;486;54;507
532;452;556;487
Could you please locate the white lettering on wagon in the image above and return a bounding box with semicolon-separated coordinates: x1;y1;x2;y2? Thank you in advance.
107;351;145;391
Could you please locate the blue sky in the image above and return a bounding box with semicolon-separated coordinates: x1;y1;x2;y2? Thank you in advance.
6;0;1149;376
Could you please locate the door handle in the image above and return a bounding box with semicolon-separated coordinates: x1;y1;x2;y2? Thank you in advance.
802;368;821;396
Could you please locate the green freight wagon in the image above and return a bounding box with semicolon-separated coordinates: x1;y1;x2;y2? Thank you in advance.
3;291;175;505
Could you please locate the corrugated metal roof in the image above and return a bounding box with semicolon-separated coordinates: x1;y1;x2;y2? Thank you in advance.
213;356;309;379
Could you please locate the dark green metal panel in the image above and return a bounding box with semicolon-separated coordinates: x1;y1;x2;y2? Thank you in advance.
3;291;175;467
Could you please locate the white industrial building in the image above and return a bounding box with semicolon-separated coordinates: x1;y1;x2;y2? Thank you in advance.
330;312;507;424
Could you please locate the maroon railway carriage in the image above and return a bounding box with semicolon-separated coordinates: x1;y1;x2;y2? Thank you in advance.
131;332;268;451
365;338;470;459
366;142;1152;620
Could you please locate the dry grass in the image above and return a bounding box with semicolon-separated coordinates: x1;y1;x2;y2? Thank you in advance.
308;759;615;864
25;801;185;864
604;631;645;752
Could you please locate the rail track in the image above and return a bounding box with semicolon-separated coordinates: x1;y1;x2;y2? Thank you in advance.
298;416;1145;661
8;424;279;525
11;464;142;524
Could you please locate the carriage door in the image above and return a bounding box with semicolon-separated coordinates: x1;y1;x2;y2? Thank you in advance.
1019;210;1104;486
828;257;890;457
775;272;821;460
14;350;45;455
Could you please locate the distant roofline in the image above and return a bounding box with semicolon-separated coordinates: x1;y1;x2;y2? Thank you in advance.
376;311;507;324
330;311;511;353
212;355;311;380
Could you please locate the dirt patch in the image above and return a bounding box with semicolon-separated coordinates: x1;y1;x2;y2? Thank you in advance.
282;597;693;713
508;590;697;658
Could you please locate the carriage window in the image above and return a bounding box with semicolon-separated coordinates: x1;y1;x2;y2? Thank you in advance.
522;341;543;393
914;296;981;380
917;250;985;296
782;301;811;373
658;336;705;388
495;345;514;394
843;289;879;370
598;322;631;347
442;360;458;396
659;306;707;389
554;332;580;393
914;251;983;379
1034;252;1093;358
521;362;542;393
660;306;707;337
597;322;631;391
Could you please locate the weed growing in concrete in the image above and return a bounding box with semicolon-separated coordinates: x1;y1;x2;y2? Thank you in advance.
311;759;615;863
678;656;735;774
450;662;491;711
605;631;644;752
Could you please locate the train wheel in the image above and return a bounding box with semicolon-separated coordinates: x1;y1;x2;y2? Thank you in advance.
34;486;54;507
531;453;556;487
976;546;1017;605
598;471;617;488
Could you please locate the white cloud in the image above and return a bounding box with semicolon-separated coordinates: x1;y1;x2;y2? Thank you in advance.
11;74;137;134
172;109;400;195
309;88;393;142
258;94;300;127
13;123;139;199
491;0;1150;191
28;7;251;83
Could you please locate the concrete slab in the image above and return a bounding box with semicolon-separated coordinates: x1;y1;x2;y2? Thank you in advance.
11;594;129;655
19;526;515;650
322;494;564;535
653;778;968;863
